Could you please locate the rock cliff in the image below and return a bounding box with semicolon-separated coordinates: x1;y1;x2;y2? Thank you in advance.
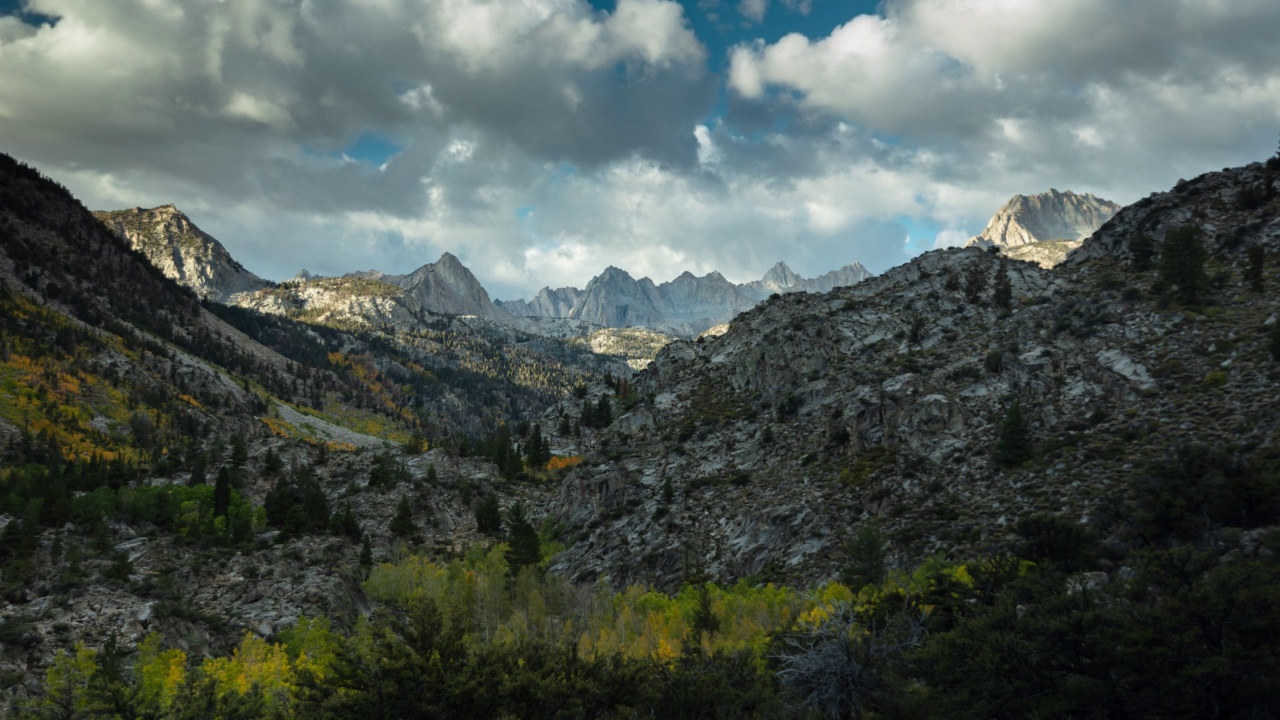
965;190;1121;267
94;205;269;302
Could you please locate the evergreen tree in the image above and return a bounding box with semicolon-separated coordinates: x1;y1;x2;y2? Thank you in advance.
841;523;887;590
1129;231;1156;271
230;434;248;468
475;495;502;536
662;475;674;505
389;497;416;540
504;501;541;576
995;400;1033;468
426;463;438;485
1246;245;1266;293
212;466;231;518
524;424;549;469
333;502;362;542
187;452;207;488
993;260;1012;311
594;394;613;429
263;447;283;475
1157;224;1209;305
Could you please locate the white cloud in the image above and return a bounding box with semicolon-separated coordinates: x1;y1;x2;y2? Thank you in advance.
738;0;768;24
932;228;968;250
1;0;1277;302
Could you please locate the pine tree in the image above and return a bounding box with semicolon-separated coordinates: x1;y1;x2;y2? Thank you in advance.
230;434;248;468
187;452;207;488
213;466;231;518
263;447;283;475
504;501;541;576
1129;232;1156;271
995;400;1033;468
475;495;502;536
389;497;415;539
993;260;1012;311
426;463;438;485
1246;245;1266;294
359;537;373;573
594;394;613;428
1157;225;1208;305
524;424;549;468
662;475;674;504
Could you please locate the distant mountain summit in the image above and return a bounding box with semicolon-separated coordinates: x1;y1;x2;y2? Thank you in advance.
965;189;1121;267
94;204;269;302
324;252;514;323
742;261;872;296
499;261;872;337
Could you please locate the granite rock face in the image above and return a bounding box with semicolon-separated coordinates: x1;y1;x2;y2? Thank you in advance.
965;190;1122;267
537;162;1280;590
94;205;268;302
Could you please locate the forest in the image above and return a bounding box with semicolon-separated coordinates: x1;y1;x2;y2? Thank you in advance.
13;459;1280;719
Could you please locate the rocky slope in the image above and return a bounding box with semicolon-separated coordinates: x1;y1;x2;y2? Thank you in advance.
93;205;269;303
0;154;586;703
538;161;1280;590
501;261;872;338
965;189;1121;267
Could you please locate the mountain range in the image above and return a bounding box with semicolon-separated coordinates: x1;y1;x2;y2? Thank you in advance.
2;148;1279;711
499;261;872;337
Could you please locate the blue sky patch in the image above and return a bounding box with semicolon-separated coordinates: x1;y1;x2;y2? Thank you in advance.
341;132;402;168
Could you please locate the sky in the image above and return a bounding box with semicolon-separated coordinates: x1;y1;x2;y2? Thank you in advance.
1;0;1278;300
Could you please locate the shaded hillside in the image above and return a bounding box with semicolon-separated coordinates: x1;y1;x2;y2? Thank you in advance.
543;159;1280;589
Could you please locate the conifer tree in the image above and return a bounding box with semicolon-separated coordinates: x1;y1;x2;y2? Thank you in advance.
213;466;231;518
475;495;502;536
1246;245;1266;294
390;497;415;539
993;260;1012;311
1157;224;1208;305
995;400;1033;468
230;434;248;468
504;501;541;576
187;452;207;488
594;394;613;428
1129;232;1156;271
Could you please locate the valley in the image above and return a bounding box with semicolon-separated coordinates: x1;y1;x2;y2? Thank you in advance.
1;151;1278;718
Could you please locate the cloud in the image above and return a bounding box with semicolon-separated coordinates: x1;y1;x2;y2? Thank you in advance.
1;0;1277;302
932;228;969;250
738;0;768;24
727;0;1280;194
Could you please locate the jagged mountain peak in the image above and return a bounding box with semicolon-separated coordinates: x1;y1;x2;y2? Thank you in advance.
436;250;464;268
964;188;1122;267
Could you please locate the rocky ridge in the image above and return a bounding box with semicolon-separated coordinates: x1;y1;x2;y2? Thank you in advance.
93;205;269;303
965;189;1121;267
538;162;1280;590
501;261;873;338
